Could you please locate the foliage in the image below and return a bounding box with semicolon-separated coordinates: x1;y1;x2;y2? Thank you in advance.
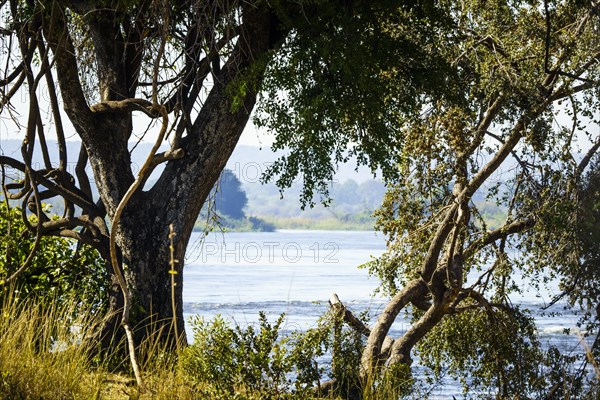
257;1;456;207
566;161;600;331
3;0;600;396
244;178;386;224
260;0;600;396
0;202;107;309
182;312;309;399
214;169;249;220
417;306;545;398
181;309;412;400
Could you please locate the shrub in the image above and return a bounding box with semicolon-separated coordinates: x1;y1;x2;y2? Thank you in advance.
182;312;300;399
180;308;410;400
0;202;107;309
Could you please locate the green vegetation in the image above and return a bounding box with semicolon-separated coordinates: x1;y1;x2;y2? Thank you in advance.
0;203;107;309
2;291;595;399
0;293;421;400
2;0;600;398
196;169;276;232
259;0;600;397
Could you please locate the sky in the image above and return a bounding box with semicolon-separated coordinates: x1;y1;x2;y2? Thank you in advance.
0;72;597;157
0;87;275;148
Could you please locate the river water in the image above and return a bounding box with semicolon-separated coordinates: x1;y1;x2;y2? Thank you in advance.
182;230;585;398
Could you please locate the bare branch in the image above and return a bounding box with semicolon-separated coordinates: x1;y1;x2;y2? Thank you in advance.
0;70;25;110
0;156;98;214
43;2;94;129
329;293;371;337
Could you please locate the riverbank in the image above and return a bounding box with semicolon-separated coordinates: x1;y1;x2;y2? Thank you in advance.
193;215;376;232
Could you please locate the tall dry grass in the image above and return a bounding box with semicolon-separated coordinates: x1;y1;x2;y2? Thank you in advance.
0;292;105;399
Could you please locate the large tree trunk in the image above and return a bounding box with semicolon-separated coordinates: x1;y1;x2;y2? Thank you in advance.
38;1;282;349
114;28;270;345
118;207;188;345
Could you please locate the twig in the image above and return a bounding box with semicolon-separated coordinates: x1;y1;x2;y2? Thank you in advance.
168;224;180;352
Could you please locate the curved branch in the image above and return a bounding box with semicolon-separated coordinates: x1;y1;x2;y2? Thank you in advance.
386;290;454;367
108;103;168;389
0;156;98;214
361;279;427;372
90;98;160;118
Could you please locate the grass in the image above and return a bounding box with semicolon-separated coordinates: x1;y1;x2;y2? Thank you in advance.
0;292;206;399
2;291;598;400
0;293;326;400
0;294;104;399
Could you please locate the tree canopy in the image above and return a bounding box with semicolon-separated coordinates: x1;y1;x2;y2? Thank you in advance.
214;169;248;220
259;0;600;396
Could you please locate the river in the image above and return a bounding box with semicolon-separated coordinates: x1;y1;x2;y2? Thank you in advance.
182;230;585;398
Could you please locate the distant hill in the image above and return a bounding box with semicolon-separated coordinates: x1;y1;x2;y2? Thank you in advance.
1;139;505;230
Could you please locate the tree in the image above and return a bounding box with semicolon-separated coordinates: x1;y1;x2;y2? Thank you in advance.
260;0;600;396
0;0;287;351
214;169;247;220
1;0;444;359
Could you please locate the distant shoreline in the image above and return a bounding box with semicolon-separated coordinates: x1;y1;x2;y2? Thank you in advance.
193;215;376;232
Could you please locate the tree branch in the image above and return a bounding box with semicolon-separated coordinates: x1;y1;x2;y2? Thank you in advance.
90;98;160;118
464;219;535;261
361;279;427;372
42;2;94;131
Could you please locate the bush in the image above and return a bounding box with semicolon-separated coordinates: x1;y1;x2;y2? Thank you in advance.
180;308;412;400
182;312;301;399
0;202;107;309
